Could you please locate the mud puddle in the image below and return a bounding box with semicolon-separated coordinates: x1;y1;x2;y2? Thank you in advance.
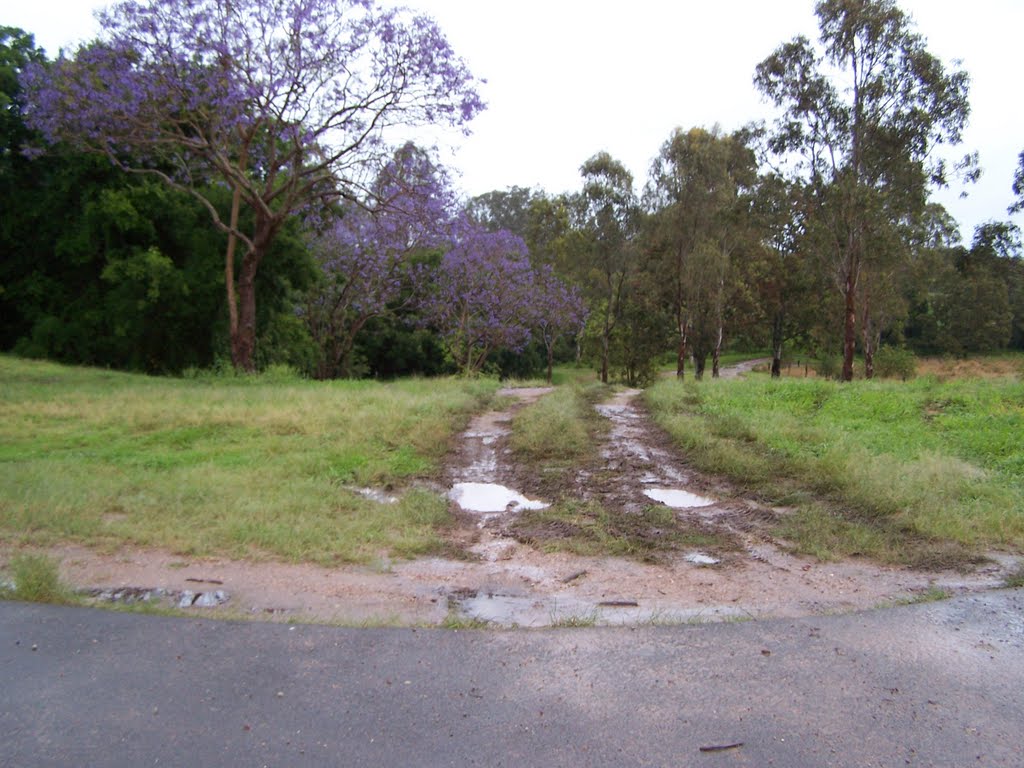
14;375;1018;628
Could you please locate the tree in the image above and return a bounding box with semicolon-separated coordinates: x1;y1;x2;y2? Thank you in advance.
24;0;483;371
302;144;455;378
576;152;637;383
746;174;819;377
420;222;535;376
645;126;757;379
755;0;974;381
530;265;586;384
1011;150;1024;215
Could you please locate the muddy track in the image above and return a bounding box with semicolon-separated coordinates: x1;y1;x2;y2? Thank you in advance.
26;371;1017;627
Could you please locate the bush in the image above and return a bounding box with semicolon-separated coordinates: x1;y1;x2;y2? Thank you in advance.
875;346;917;380
816;354;841;380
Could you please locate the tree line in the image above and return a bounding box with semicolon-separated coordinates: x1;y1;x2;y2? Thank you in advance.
2;0;1022;382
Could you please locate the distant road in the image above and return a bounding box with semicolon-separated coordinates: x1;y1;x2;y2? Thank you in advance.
3;590;1022;767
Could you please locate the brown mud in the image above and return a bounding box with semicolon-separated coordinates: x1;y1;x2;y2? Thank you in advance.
8;375;1018;627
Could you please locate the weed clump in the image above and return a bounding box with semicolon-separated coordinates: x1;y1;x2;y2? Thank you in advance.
1;554;76;604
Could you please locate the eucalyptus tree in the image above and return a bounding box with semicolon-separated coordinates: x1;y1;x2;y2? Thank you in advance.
755;0;975;381
645;126;757;379
746;173;817;377
24;0;483;371
576;152;638;383
1011;151;1024;215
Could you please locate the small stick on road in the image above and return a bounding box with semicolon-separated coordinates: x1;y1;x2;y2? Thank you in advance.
699;742;744;753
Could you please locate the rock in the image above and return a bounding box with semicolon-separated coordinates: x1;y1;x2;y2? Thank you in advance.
192;590;229;608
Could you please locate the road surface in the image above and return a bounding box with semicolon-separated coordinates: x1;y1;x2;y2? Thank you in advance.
2;590;1022;767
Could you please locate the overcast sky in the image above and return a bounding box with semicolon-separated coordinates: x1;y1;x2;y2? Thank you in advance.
7;0;1022;241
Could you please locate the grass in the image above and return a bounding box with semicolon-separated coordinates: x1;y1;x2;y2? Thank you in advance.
645;374;1024;567
440;611;492;630
549;610;600;628
509;499;734;563
0;355;499;565
0;553;77;604
509;383;606;463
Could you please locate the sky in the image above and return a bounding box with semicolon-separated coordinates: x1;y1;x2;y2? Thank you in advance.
6;0;1022;242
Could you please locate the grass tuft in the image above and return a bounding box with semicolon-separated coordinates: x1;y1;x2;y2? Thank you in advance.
1;553;76;604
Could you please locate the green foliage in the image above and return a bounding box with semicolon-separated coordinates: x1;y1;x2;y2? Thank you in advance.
874;346;917;380
1;553;75;604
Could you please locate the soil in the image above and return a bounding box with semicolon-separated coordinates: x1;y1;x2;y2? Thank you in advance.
9;370;1019;627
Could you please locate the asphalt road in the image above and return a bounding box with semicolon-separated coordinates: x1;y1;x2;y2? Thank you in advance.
2;590;1023;767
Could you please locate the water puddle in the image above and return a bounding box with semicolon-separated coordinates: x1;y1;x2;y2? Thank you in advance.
449;482;549;514
684;552;721;566
353;487;398;504
82;586;230;608
644;488;716;509
450;589;749;627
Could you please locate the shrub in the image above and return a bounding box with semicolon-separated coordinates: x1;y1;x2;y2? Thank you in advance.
875;346;917;380
816;354;841;380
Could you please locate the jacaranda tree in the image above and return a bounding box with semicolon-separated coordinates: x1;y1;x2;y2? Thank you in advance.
421;221;537;376
303;143;456;379
24;0;483;371
530;264;586;384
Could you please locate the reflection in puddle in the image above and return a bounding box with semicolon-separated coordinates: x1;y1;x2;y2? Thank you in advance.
449;482;549;514
644;488;716;509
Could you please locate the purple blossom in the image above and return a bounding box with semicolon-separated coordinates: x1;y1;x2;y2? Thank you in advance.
304;143;455;378
529;264;588;383
20;0;484;371
420;218;536;375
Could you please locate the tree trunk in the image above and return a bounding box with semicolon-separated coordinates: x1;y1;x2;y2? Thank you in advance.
233;254;258;373
841;268;857;382
694;354;706;381
771;311;784;379
546;344;554;385
712;325;723;378
600;332;609;384
225;186;243;370
675;318;687;379
230;215;276;374
861;288;874;380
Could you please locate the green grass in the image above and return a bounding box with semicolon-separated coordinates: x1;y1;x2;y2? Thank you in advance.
645;375;1024;566
0;553;77;604
509;383;605;463
0;356;498;564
